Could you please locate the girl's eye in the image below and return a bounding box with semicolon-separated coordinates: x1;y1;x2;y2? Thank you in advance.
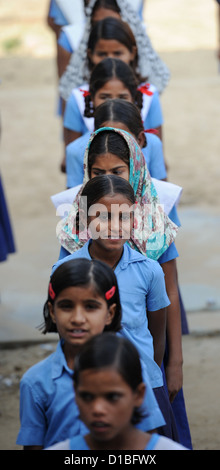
119;95;129;101
98;212;108;221
85;302;100;310
112;169;123;175
78;392;94;402
96;51;106;58
120;212;130;221
106;393;122;402
92;170;104;176
57;301;72;310
98;94;110;100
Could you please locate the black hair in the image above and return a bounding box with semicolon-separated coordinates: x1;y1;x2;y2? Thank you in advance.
92;0;121;17
84;0;120;16
88;129;131;177
87;17;138;71
84;58;143;117
82;174;135;208
42;258;122;334
74;332;147;425
94;99;147;147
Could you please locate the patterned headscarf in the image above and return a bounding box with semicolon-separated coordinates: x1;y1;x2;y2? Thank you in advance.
59;0;170;101
57;127;178;260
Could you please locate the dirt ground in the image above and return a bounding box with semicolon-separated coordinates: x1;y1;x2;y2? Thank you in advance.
0;0;220;451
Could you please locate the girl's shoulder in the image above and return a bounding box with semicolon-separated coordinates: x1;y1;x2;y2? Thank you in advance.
150;434;188;450
69;435;90;450
126;244;161;267
46;438;71;450
72;83;89;96
46;435;90;450
66;130;91;152
125;245;164;280
145;131;162;147
20;348;57;385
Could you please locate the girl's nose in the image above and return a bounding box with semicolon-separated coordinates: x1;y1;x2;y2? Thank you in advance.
107;53;114;59
92;398;107;417
109;215;119;235
70;307;86;324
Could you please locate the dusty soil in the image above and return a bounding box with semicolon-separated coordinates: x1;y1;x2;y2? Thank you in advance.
0;0;220;451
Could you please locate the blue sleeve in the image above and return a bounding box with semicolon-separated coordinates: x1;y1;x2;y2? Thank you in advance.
49;0;68;25
51;248;72;275
59;245;71;260
58;29;73;52
144;133;167;180
158;242;179;264
136;360;166;431
168;206;181;227
63;93;85;133
117;329;165;431
144;91;164;129
16;377;47;446
145;260;170;311
66;135;89;187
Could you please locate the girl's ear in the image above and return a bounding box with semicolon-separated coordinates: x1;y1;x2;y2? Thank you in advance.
106;303;117;326
137;130;146;149
134;382;146;408
48;301;56;324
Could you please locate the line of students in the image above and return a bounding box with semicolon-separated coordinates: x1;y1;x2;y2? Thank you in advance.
55;127;190;444
16;0;193;451
48;0;169;171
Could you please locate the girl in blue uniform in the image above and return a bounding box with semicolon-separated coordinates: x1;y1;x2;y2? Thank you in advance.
54;174;180;441
16;258;165;449
47;334;187;451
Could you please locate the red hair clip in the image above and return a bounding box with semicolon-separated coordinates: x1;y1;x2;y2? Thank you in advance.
49;282;56;300
138;83;153;96
105;286;116;300
144;128;159;135
79;88;91;98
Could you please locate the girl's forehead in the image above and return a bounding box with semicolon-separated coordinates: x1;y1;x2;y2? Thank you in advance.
92;152;127;165
101;121;132;135
56;284;102;300
92;7;121;23
77;367;126;387
94;38;130;50
96;78;130;91
95;193;133;206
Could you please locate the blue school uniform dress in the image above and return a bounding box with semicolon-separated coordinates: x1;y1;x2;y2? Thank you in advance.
58;28;73;53
66;131;167;189
63;84;163;138
16;339;166;448
48;0;68;26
